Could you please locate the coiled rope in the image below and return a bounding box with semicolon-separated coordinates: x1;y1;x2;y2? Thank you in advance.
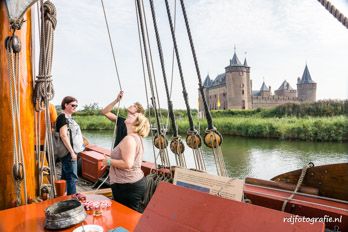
33;0;56;112
142;170;173;209
33;0;58;198
317;0;348;29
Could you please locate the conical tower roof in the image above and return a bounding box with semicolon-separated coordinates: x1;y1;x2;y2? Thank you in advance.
243;58;248;67
277;80;294;90
203;75;212;87
299;65;315;84
230;51;242;66
260;81;269;91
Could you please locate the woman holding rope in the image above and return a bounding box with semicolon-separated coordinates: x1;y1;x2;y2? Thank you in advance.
102;104;150;213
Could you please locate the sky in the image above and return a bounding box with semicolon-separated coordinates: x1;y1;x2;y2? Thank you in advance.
44;0;348;110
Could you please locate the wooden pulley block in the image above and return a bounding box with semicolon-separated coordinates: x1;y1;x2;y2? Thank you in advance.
170;137;185;155
153;134;168;149
41;186;49;200
12;163;24;181
5;35;21;53
186;131;202;149
204;129;223;148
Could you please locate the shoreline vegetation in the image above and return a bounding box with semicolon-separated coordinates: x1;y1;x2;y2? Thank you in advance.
71;100;348;142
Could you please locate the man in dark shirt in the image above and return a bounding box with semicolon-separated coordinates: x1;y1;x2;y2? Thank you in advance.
101;91;145;147
113;116;127;148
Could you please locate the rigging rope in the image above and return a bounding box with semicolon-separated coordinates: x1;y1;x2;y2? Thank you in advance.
99;0;124;151
281;162;314;211
165;0;177;134
148;0;186;167
100;0;123;91
139;0;163;122
179;0;226;175
142;170;173;209
34;0;57;198
135;0;158;169
136;0;171;168
33;0;56;112
164;0;194;132
164;0;206;171
5;31;28;206
317;0;348;29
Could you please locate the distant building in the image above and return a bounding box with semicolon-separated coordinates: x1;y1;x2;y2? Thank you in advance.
199;50;317;111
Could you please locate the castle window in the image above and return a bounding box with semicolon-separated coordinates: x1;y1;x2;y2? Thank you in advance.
242;90;244;95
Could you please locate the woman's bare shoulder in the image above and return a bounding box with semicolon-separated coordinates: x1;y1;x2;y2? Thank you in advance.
120;135;137;146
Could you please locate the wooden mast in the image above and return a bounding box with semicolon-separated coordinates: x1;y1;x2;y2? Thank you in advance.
0;1;37;210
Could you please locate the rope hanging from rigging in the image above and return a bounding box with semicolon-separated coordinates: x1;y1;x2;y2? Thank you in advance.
148;0;186;168
5;26;28;206
281;162;314;212
179;0;227;176
33;0;58;198
164;0;206;171
136;0;171;168
33;0;56;112
317;0;348;30
100;0;125;152
134;0;158;169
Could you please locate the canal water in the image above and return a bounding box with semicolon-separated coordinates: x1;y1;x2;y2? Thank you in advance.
83;130;348;180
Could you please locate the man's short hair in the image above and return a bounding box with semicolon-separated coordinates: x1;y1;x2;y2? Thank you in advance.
134;102;145;114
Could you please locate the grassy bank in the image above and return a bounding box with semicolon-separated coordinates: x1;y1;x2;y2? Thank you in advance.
75;115;348;142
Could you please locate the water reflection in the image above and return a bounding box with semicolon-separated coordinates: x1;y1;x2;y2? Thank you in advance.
83;130;348;180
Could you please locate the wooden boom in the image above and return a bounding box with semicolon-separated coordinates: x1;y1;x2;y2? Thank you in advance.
0;1;37;210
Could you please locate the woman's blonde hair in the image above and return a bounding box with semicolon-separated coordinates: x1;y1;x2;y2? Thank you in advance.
133;114;150;137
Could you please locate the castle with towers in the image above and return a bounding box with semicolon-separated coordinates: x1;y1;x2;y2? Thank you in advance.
199;50;317;112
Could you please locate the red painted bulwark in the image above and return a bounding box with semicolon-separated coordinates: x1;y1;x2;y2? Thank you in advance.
136;182;324;232
244;185;348;231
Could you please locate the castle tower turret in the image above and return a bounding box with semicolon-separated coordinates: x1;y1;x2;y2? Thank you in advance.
275;80;297;98
297;65;317;102
199;75;212;112
259;81;271;97
225;49;252;109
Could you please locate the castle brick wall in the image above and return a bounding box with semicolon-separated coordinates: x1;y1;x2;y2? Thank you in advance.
225;66;252;109
252;96;299;109
275;89;297;98
204;86;227;110
297;83;317;102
